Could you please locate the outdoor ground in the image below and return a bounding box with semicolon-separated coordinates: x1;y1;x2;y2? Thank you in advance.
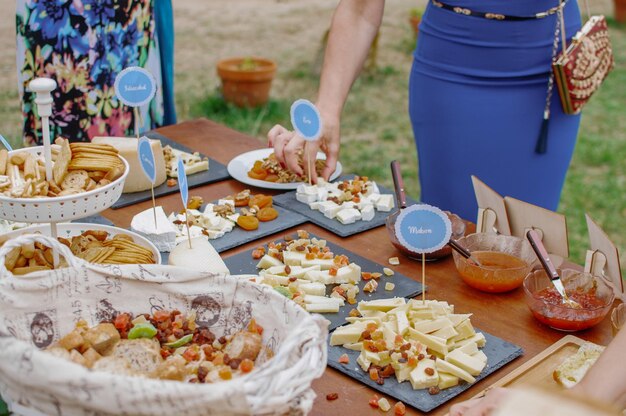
0;0;624;267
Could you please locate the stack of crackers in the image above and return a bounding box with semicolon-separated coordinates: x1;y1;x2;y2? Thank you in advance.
0;137;125;198
1;230;156;275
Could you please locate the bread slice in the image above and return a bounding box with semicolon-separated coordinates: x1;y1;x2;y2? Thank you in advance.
553;342;604;388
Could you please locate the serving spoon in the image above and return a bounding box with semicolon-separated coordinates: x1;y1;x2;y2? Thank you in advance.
527;229;581;308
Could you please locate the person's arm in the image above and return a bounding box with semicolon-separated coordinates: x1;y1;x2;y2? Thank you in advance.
571;326;626;408
269;0;385;181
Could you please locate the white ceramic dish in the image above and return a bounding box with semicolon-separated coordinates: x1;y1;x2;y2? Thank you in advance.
227;148;342;190
1;222;161;264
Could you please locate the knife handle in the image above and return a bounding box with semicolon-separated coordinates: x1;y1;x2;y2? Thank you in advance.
526;229;559;281
390;160;407;209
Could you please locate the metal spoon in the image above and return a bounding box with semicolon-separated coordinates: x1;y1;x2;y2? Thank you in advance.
448;238;483;267
526;229;581;308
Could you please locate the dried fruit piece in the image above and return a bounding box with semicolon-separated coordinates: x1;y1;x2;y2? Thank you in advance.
247;169;268;180
388;257;400;265
338;354;350;365
249;194;272;208
428;386;441;395
326;393;339;401
383;267;395;276
257;207;279;222
237;215;259;231
394;401;406;416
378;398;391;412
368;395;380;409
364;280;378;293
385;282;395;291
240;358;254;373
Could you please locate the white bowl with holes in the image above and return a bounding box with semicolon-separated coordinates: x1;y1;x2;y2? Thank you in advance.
1;222;161;264
0;146;129;223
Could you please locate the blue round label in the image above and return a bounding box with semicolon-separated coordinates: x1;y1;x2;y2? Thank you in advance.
137;137;156;184
290;99;322;141
394;204;452;253
114;67;156;107
177;156;189;207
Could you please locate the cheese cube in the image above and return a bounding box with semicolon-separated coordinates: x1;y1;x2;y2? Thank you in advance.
457;341;479;356
357;351;372;372
472;350;488;364
309;201;322;210
361;204;375;221
296;192;317;204
412;318;453;334
283;251;307;266
318;201;341;218
437;372;460;390
343;342;363;351
407;328;449;356
359;298;406;312
303;270;334;284
446;349;486;376
330;325;366;346
256;254;283;269
375;194;395;212
454;332;487;349
409;358;438;389
448;314;473;326
305;303;340;313
436;359;476;384
298;282;326;296
452;319;476;341
336;208;362;225
431;325;459;341
335;263;361;283
394;363;413;383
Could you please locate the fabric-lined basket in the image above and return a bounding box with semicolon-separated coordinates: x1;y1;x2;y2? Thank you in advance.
0;234;328;416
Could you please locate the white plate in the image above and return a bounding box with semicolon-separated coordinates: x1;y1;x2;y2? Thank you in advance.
227;148;342;190
2;223;161;264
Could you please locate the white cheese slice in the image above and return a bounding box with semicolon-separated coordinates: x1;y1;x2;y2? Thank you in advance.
301;257;335;270
407;328;449;356
359;297;406;312
130;206;177;252
330;324;367;346
283;250;307;266
412;317;454;334
409;358;438;389
438;372;460;389
168;237;229;274
305;303;340;313
436;359;476;384
298;282;326;296
256;254;283;269
336;208;362;225
335;263;361;284
446;349;486;376
296;192;317;204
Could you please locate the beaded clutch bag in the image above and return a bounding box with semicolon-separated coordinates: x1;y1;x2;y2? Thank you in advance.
552;15;614;115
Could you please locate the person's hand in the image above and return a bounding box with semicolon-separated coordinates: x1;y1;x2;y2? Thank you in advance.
449;388;509;416
267;110;341;182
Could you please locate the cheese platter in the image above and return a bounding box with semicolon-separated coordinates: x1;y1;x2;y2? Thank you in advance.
272;175;416;237
223;231;424;331
110;132;230;209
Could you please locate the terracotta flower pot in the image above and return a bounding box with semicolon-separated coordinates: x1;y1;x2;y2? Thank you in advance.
216;57;277;107
409;15;421;36
616;0;626;23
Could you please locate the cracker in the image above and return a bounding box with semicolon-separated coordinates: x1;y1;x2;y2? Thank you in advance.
53;138;72;185
61;170;90;190
0;149;7;175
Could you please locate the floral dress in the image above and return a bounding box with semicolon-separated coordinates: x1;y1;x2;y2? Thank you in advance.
16;0;164;146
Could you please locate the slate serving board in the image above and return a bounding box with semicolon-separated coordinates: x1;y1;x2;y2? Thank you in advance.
158;201;308;264
327;330;523;412
75;214;114;226
223;232;424;331
272;175;417;237
111;131;230;209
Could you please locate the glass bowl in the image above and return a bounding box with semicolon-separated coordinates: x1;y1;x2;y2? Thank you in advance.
386;210;466;261
451;233;535;293
523;269;615;332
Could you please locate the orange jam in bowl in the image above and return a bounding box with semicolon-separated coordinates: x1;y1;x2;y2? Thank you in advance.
452;233;535;293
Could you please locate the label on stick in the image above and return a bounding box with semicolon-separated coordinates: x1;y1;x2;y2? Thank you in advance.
137;136;156;184
177;156;189;208
114;67;157;107
394;204;452;253
290;99;322;141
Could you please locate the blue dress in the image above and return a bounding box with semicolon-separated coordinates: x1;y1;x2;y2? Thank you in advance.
409;0;582;221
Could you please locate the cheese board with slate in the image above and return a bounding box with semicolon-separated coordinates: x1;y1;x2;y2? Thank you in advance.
158;200;308;264
223;231;424;331
272;175;417;237
111;131;230;209
327;331;523;412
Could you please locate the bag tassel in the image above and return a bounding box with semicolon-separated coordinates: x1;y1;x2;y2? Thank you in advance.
535;111;550;154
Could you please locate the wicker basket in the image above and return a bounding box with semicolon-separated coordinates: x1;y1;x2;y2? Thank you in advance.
0;146;129;223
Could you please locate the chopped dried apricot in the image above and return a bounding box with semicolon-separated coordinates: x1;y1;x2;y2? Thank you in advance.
326;393;339;401
265;173;280;182
237;215;259;231
251;248;265;259
368;395;380;408
249;194;272;208
234;197;250;207
366;322;378;332
218;367;232;380
240;358;254;373
257;207;279;222
329;266;338;277
369;368;379;381
362;272;373;280
394;401;406;416
247;170;268;180
338;354;350;365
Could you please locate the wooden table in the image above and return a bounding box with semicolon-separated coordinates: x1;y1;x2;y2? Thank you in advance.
103;119;615;416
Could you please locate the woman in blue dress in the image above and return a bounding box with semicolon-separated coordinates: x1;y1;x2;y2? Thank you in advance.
268;0;582;221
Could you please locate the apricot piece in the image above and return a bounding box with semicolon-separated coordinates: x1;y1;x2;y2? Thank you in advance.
248;194;272;209
247;170;268;180
265;173;279;182
237;215;259;231
257;207;279;222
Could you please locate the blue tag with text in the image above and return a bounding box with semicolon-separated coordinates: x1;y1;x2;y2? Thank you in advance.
290;99;322;142
114;67;157;107
394;204;452;253
137;136;156;184
177;156;188;207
